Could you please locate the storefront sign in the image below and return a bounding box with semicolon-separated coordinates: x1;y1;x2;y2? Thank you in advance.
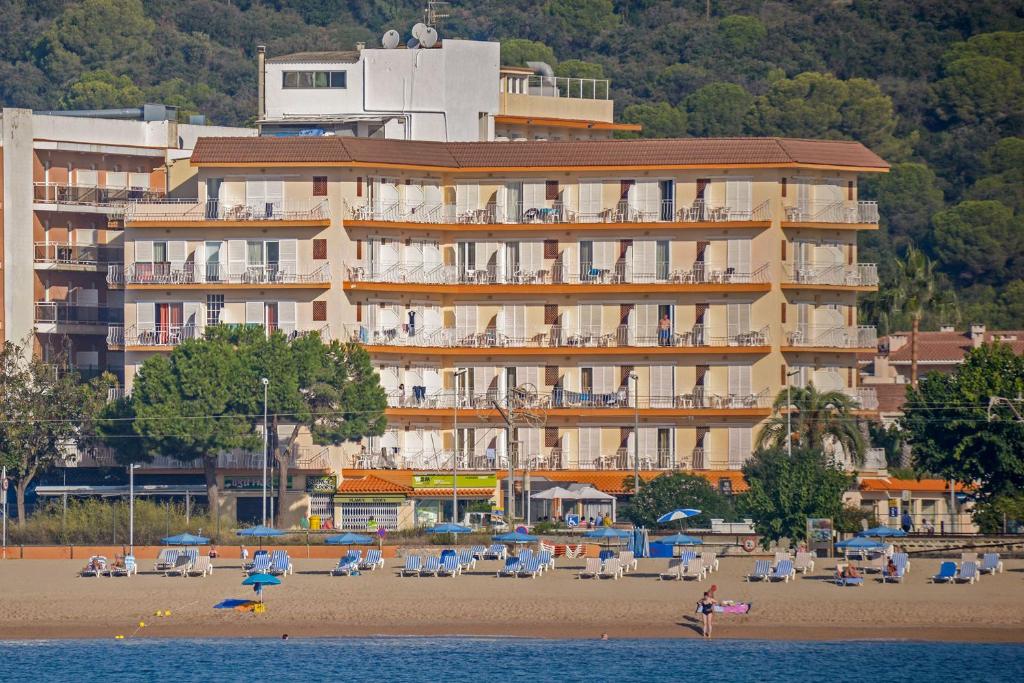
333;495;406;504
411;474;497;489
224;475;296;491
306;475;338;493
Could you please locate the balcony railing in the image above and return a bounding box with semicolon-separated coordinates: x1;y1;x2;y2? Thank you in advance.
784;263;878;287
345;198;771;225
124;199;329;222
524;74;611;100
844;387;879;410
353;446;732;471
344;261;769;286
787;325;877;348
783;201;879;224
385;389;769;411
115;323;332;347
34;302;123;326
33;182;164;207
345;324;769;350
34;242;122;267
121;262;331;286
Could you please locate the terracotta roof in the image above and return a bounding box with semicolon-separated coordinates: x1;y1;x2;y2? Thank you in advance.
499;469;749;494
267;51;361;64
191;136;889;170
886;331;1024;364
342;469;414;488
873;383;909;413
859;477;968;493
337;474;411;494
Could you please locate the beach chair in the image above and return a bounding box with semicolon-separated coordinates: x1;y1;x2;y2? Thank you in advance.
245;549;268;571
470;545;487;560
497;557;521;577
960;552;978;566
518;549;535;565
518;555;543;578
955;561;979;584
419;556;441;577
834;573;864;587
246;553;271;576
745;559;771;582
154;548;179;572
659;558;683;581
359;549;384;571
483;543;507;560
700;552;719;573
618;551;638;573
679;550;697;567
769;559;795;582
457;549;476;572
980;553;1003;575
331;552;360;576
882;553;907;583
437;554;461;577
401;555;422;577
931;561;957;583
578;557;602;579
599;558;622;580
165;552;193;577
537;550;555;573
862;554;886;574
681;558;706;581
794;552;815;574
773;551;791;568
187;555;213;577
111;555;137;577
269;550;294;576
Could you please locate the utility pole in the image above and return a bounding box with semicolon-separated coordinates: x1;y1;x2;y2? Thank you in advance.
493;399;516;522
261;377;269;527
631;372;639;492
453;368;467;524
2;466;7;560
786;369;800;457
128;464;138;555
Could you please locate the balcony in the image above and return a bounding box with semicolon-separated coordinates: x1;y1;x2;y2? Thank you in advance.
345;198;772;227
783;263;878;288
119;262;331;288
35;302;123;334
346;324;770;352
123;199;330;224
33;182;164;210
34;242;122;271
785;325;877;349
783;201;879;225
354;446;725;471
113;323;331;349
385;389;770;412
844;387;879;410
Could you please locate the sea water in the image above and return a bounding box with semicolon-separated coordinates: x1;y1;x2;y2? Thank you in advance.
1;637;1022;682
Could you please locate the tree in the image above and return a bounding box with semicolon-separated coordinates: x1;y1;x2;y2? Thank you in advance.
933;200;1022;285
902;343;1024;504
684;82;754;137
740;447;853;546
61;70;144;110
499;39;556;68
547;0;619;38
888;246;957;386
0;341;101;524
755;385;866;465
621;102;687;138
716;15;767;56
865;162;945;248
935;56;1024;127
623;472;735;528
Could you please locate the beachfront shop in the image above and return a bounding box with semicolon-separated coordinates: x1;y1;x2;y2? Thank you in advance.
222;473;332;529
411;474;499;527
845;477;977;534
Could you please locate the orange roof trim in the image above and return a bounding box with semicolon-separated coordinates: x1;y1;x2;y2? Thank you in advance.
859;477;969;493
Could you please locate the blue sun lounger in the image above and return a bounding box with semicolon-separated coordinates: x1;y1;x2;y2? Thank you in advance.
331;551;361;576
401;555;422;577
537;550;554;572
419;556;441;577
246;553;271;576
470;545;487;560
497;556;521;577
931;561;957;583
745;559;771;582
458;549;476;571
269;550;293;576
769;559;795;583
359;549;384;571
483;543;507;560
518;555;543;578
980;553;1003;575
437;554;461;577
955;561;979;584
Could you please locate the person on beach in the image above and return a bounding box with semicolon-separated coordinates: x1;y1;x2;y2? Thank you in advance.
209;545;218;559
842;563;860;579
241;546;249;563
698;591;717;639
922;518;935;535
900;511;914;534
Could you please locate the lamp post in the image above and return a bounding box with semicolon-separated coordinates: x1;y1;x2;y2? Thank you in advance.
452;368;468;524
631;372;639;493
786;369;801;457
128;463;139;555
261;377;269;527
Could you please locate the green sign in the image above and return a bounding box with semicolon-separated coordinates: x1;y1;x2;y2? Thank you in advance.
306;475;338;493
411;474;497;489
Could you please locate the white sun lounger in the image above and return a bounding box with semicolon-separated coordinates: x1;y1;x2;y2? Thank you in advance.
681;559;706;581
618;551;638;573
187;555;213;577
599;558;622;580
794;552;815;574
700;552;719;573
154;548;179;572
578;557;602;579
110;555;137;577
659;558;683;581
980;553;1003;575
955;561;980;584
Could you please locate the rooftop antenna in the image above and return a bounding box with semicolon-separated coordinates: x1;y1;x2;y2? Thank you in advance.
382;29;400;49
425;1;450;29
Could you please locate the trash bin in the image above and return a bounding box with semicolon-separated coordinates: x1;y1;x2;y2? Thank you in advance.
310;515;321;530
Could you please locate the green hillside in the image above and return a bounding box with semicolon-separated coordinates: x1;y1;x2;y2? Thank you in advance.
2;0;1022;329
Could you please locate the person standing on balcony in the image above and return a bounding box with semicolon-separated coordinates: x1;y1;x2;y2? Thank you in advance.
658;314;672;346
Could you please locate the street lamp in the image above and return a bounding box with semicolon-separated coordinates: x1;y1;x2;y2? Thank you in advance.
261;377;269;527
452;368;468;524
785;369;801;457
128;463;140;555
630;372;639;493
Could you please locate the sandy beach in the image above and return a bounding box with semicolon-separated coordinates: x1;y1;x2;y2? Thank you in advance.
1;556;1022;642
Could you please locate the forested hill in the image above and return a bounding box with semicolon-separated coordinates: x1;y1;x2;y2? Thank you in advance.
2;0;1023;328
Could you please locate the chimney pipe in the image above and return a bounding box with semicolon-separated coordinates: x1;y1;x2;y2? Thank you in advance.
970;323;986;348
257;45;266;121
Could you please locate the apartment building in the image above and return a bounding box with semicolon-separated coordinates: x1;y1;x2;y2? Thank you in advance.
115;135;886;501
0;106;252;381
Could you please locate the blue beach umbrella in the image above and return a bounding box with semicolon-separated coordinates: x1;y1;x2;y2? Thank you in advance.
324;532;374;545
653;533;703;546
656;508;702;525
241;573;281;603
236;525;284;538
429;523;472;534
162;532;210;545
857;526;907;538
583;527;632;539
835;537;884;549
493;531;538;544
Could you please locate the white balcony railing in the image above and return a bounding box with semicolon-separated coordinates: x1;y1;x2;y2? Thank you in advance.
784;263;879;287
783;201;879;224
787;325;877;348
120;262;331;286
33;182;164;207
385;389;770;411
524;74;611;100
115;323;330;347
124;199;329;222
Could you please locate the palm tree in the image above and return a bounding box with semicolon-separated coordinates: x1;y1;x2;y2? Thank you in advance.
755;384;866;465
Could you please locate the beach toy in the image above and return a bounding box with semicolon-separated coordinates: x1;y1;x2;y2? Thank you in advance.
165;610;172;616
155;610;163;617
115;635;124;640
138;621;145;628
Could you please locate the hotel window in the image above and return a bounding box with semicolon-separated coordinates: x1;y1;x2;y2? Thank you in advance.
206;295;224;326
282;71;347;89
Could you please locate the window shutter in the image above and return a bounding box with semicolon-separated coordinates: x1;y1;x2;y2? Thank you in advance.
696;178;710;199
356;176;362;197
278;301;297;335
279;238;297;276
313;238;327;260
313;300;327;321
136;302;155;331
545;180;559;201
544;304;558;325
168;240;187;272
228;240;246;276
245;301;264;326
545;427;559;447
543;239;559;259
620;304;633;324
313;176;327;196
135;240;153;263
620;365;633;386
545;365;560;386
355;302;362;323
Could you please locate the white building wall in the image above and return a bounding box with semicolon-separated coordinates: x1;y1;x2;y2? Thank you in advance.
2;108;35;350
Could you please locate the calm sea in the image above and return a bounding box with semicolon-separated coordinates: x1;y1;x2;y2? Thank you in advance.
1;638;1022;681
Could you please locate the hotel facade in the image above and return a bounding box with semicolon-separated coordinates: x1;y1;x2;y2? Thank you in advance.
109;135;886;526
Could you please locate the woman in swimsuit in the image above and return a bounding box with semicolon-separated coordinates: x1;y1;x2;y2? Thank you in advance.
698;591;717;639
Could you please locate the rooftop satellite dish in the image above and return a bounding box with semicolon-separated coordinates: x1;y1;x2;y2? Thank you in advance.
382;30;400;49
411;22;429;40
420;27;438;48
407;37;420;49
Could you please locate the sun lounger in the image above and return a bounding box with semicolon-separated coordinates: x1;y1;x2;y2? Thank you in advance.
187;555;213;577
497;556;521;577
457;549;476;571
165;553;193;577
518;549;534;565
269;550;294;576
773;551;791;568
882;553;907;583
419;556;441;577
793;551;815;574
245;549;268;571
618;551;638;573
961;552;978;565
955;561;979;584
359;549;384;571
980;553;1003;575
700;552;719;573
470;545;487;560
931;561;957;583
834;574;864;586
110;555;137;577
745;559;771;582
483;543;507;560
401;555;422;577
154;548;179;572
599;558;622;580
537;550;554;572
681;559;706;581
330;552;360;576
246;554;271;576
518;556;543;578
769;559;795;582
579;557;602;579
679;550;697;566
659;558;683;581
861;554;886;574
437;554;461;577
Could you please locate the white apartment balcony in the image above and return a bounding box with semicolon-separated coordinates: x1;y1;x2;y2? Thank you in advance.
33;182;164;213
345;198;772;226
110;323;331;349
117;262;331;288
344;323;770;351
34;242;122;272
354;446;723;471
786;325;877;349
783;200;879;224
783;263;878;287
123;199;329;224
385;389;770;412
34;302;122;335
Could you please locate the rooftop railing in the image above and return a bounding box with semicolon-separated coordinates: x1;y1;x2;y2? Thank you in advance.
524;74;611;100
124;198;329;222
121;262;331;286
114;322;331;347
34;242;122;266
33;182;164;207
787;325;877;348
784;263;878;287
783;200;879;224
34;301;123;326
